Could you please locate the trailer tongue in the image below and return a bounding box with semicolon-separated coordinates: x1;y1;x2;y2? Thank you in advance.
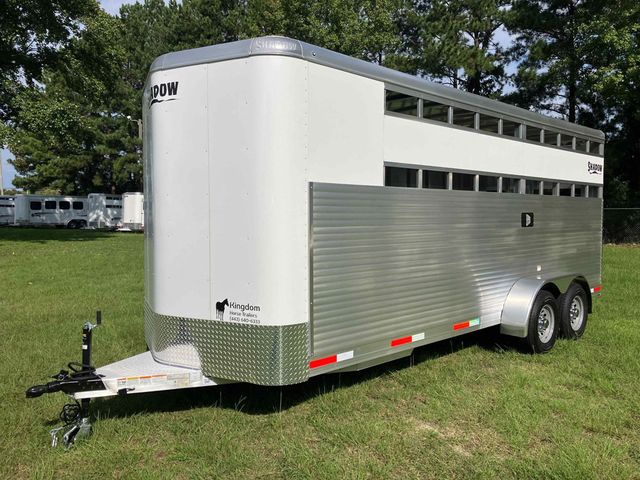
26;312;222;448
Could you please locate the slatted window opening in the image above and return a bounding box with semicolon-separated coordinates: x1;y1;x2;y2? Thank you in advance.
384;165;601;200
385;91;418;117
423;170;448;189
385;166;419;187
543;130;559;146
452;172;475;190
525;180;541;195
384;88;604;157
452;108;476;129
422;100;449;123
478;114;500;134
478;175;499;192
385;89;603;156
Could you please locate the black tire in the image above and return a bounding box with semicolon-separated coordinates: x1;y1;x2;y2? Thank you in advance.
559;283;588;339
67;220;78;229
78;220;87;229
526;290;559;353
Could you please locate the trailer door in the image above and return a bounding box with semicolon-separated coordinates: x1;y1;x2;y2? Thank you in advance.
29;200;43;224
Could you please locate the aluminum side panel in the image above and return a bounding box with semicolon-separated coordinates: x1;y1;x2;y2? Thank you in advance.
310;184;601;357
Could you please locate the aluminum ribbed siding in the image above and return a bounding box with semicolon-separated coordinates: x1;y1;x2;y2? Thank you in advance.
310;183;602;359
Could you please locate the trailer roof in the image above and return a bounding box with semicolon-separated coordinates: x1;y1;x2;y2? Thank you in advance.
149;36;604;141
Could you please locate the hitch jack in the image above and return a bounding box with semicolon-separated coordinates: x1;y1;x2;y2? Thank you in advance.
26;311;107;448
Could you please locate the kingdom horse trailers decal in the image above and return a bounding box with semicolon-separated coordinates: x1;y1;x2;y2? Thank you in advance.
27;36;604;447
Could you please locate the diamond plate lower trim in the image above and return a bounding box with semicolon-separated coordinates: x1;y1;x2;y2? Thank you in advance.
145;303;310;385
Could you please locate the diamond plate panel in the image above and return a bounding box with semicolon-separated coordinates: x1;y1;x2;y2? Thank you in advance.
145;303;310;385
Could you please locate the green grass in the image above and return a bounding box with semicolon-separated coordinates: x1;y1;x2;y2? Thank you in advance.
1;228;639;479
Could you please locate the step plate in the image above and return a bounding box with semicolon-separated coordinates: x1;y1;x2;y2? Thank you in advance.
74;350;226;400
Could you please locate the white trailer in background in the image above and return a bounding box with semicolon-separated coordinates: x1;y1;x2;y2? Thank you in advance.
14;194;89;228
120;192;144;231
27;37;605;447
87;193;122;229
0;196;15;225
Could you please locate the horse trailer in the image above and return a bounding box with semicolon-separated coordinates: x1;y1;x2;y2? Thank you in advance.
27;37;604;446
15;194;89;228
0;196;14;225
87;194;123;229
120;192;144;231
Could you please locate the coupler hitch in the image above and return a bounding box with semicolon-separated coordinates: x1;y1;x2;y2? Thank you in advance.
26;311;107;448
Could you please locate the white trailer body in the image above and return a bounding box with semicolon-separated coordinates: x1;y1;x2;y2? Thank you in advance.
0;196;15;225
121;192;144;230
33;38;603;412
14;195;89;228
134;37;604;387
87;194;123;229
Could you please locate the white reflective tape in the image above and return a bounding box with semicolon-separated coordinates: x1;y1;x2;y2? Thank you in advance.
336;351;354;362
412;333;425;342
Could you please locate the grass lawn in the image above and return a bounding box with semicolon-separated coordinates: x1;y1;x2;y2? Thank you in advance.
1;228;639;479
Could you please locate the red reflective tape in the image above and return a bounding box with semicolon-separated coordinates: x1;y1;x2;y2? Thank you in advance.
593;285;602;293
390;336;412;347
453;320;470;331
310;355;337;369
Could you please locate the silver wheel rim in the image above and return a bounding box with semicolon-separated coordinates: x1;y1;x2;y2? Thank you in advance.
569;295;585;331
537;304;555;343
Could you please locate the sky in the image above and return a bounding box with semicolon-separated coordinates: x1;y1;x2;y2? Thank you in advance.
100;0;133;16
1;0;516;190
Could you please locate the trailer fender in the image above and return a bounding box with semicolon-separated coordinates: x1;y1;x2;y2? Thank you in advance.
500;274;584;338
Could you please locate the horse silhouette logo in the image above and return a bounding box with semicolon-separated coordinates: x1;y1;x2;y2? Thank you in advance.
216;298;229;320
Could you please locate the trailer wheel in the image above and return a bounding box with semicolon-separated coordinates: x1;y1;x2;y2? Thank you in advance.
526;290;559;353
559;283;588;339
67;220;78;229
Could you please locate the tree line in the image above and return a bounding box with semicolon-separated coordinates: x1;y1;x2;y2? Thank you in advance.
1;0;638;206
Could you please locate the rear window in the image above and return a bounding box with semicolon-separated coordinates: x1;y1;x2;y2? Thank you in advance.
59;201;70;210
73;201;84;210
30;201;41;210
44;200;56;209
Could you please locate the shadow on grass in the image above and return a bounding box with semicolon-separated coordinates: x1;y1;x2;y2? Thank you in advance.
79;328;527;423
0;226;125;243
